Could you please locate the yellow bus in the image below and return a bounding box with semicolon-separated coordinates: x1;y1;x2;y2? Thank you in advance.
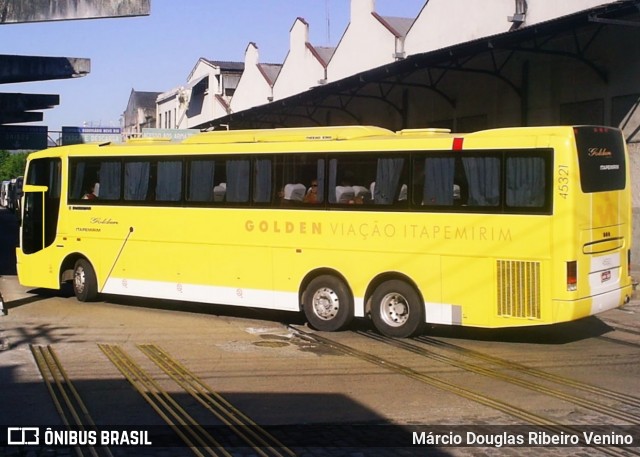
17;125;633;337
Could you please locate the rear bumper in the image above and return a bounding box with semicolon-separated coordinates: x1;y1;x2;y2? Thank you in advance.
552;284;633;322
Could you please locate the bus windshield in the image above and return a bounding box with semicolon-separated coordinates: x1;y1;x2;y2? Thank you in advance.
574;126;626;193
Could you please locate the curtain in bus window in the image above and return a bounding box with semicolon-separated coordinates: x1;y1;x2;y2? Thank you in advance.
462;157;500;206
374;158;404;204
506;157;545;207
71;162;85;199
125;161;150;201
423;157;455;205
98;162;121;200
48;160;61;198
189;160;215;202
226;159;249;202
328;159;337;203
316;159;325;203
254;158;272;203
156;161;182;202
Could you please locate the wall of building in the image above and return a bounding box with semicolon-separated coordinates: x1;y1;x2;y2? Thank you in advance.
404;0;613;57
327;0;401;82
272;19;328;101
404;0;513;56
156;88;181;129
184;60;217;128
230;44;274;113
524;0;615;25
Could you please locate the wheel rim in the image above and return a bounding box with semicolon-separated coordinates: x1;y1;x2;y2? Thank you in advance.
74;267;86;294
379;292;410;328
311;287;340;321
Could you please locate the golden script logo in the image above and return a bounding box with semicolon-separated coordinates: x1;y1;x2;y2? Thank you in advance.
588;147;613;158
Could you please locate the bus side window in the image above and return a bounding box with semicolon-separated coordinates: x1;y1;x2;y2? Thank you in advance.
253;158;272;204
419;157;456;206
276;154;324;207
225;159;250;203
460;156;500;207
155;160;182;202
329;156;379;205
187;159;215;203
506;156;546;208
372;157;405;205
97;161;122;200
70;159;121;202
125;161;151;201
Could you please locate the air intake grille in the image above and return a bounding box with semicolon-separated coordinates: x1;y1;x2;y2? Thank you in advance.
497;260;541;319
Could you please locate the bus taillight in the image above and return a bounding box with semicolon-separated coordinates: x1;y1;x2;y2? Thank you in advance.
567;261;577;291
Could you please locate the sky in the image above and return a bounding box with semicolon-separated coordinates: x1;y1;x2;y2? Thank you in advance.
1;0;426;133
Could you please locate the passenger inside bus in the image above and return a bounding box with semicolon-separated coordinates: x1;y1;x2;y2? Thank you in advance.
83;183;98;200
303;179;319;203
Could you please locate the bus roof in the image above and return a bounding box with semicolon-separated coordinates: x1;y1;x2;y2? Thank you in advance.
180;125;583;145
181;125;395;144
28;125;596;159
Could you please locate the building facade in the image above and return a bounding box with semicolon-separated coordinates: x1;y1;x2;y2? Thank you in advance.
230;43;282;114
156;59;244;130
122;89;161;137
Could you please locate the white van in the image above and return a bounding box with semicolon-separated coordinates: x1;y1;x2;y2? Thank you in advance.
0;181;9;207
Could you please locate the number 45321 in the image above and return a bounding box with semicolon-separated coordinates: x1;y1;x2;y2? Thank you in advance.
558;165;569;199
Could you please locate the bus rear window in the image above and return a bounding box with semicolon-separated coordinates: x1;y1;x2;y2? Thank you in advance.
574;126;626;193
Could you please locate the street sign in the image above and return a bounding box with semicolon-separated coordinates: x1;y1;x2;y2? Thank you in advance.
61;126;123;145
142;128;199;141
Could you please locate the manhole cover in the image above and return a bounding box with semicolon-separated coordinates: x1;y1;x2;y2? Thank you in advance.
253;341;290;348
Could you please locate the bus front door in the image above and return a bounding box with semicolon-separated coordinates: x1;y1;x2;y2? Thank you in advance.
21;185;48;255
18;184;63;290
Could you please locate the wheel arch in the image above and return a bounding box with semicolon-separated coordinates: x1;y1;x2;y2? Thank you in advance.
59;252;92;284
298;267;353;311
364;272;424;316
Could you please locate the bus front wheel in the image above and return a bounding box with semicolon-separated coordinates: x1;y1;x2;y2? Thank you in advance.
302;275;354;332
371;280;424;338
73;259;98;302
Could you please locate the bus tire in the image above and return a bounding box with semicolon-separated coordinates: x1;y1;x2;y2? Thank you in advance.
302;275;354;332
73;259;98;302
371;280;424;338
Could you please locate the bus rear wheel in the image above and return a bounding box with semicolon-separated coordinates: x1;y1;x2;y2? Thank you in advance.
371;280;424;338
302;275;353;332
73;259;98;302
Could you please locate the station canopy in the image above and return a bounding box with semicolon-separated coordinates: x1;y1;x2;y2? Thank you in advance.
0;0;150;132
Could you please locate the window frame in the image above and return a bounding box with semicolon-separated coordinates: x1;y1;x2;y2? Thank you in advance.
66;148;553;215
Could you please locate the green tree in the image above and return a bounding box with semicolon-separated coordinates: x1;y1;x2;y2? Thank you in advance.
0;150;28;182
